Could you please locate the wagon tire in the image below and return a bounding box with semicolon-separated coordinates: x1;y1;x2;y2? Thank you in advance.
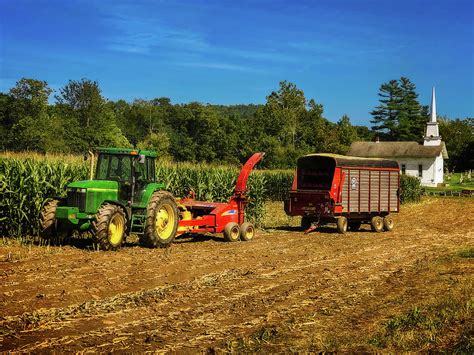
383;215;394;231
240;222;255;241
371;216;384;233
141;191;179;248
336;216;348;234
348;221;362;231
223;222;240;242
301;216;313;230
92;203;127;251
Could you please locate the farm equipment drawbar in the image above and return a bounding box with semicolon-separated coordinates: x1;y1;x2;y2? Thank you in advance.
40;148;264;250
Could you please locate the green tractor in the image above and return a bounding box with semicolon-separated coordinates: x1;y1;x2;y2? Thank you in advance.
40;148;179;250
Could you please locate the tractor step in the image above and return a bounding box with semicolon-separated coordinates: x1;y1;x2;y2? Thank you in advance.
130;214;147;234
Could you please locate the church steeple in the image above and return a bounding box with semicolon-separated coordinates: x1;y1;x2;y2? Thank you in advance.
424;86;441;146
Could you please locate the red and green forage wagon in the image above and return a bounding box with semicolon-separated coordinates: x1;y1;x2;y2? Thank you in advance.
40;148;263;250
284;153;400;233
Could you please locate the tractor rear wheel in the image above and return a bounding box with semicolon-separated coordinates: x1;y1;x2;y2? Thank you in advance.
92;203;127;250
240;222;255;241
223;222;240;242
383;215;394;231
371;216;384;233
336;216;348;234
141;191;179;248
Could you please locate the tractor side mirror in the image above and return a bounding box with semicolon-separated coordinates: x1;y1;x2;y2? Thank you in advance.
138;154;146;164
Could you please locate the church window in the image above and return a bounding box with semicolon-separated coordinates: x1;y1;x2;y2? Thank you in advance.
401;164;406;175
418;165;423;177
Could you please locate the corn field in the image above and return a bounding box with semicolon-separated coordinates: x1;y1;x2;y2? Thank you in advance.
0;153;293;237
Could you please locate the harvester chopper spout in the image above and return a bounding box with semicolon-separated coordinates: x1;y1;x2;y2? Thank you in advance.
233;152;265;197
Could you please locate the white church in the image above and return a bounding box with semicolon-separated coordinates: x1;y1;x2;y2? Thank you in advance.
348;87;448;187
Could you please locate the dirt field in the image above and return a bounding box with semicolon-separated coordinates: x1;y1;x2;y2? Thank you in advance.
1;197;473;352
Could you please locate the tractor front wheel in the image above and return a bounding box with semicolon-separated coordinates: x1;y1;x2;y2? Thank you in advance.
92;204;127;250
142;191;179;248
40;199;59;237
40;199;69;244
240;222;255;241
223;222;240;242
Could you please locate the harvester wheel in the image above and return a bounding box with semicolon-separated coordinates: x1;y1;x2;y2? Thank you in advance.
223;222;240;242
383;215;394;231
371;216;384;233
142;191;179;248
336;216;348;234
348;221;362;231
92;203;127;250
301;216;313;230
240;222;255;241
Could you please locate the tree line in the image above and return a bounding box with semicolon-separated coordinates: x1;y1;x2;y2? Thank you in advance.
0;77;472;170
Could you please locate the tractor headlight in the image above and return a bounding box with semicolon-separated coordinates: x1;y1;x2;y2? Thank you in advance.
79;188;87;193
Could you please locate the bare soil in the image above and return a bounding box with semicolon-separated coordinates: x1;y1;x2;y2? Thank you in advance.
1;197;473;352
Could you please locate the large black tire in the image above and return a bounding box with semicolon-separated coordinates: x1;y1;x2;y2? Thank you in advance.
301;216;313;230
240;222;255;241
383;215;394;231
223;222;240;242
371;216;384;233
40;199;60;238
92;204;127;251
141;191;179;248
336;216;348;234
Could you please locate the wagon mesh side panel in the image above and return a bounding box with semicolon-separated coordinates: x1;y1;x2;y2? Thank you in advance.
380;171;390;212
359;170;370;212
390;171;399;212
341;168;349;212
370;172;380;212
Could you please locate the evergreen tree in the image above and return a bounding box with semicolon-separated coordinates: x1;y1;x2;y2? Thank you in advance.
370;77;426;141
397;77;425;141
370;79;401;138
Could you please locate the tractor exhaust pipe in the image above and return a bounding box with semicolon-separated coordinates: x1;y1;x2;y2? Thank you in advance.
88;150;94;180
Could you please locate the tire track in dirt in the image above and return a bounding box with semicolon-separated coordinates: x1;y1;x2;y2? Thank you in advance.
1;198;473;351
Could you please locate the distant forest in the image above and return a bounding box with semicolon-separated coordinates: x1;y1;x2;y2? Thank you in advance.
1;77;472;170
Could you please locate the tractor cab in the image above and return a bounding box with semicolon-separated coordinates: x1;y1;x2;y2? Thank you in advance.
93;148;156;203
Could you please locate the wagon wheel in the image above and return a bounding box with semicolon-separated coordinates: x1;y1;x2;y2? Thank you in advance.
336;216;348;234
240;222;255;241
92;203;127;250
383;215;394;231
371;216;384;233
141;191;179;248
223;222;240;242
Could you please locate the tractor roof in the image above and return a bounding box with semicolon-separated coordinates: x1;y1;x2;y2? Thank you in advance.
96;147;157;157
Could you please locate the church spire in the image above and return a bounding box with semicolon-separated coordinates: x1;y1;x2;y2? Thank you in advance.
424;86;441;146
430;87;437;123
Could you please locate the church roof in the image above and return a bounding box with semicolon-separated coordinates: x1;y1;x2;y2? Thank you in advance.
348;141;448;159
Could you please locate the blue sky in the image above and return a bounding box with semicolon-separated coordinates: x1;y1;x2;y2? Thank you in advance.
0;0;473;125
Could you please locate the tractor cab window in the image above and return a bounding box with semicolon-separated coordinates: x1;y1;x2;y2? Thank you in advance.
147;157;155;182
96;154;132;182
